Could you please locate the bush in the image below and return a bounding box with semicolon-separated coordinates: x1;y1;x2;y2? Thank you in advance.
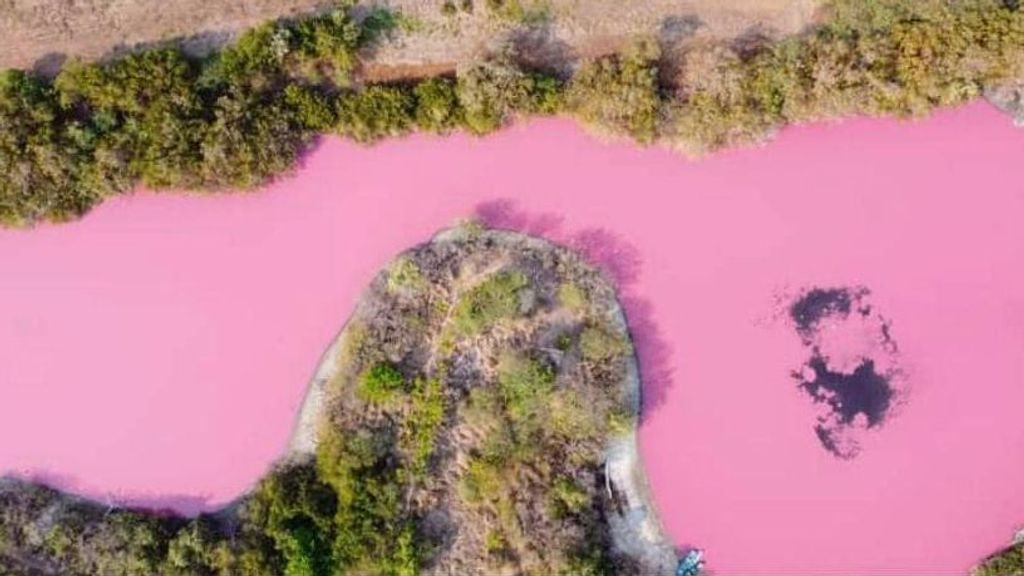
460;458;505;503
450;270;530;336
456;55;558;134
284;85;338;131
579;324;629;363
198;88;309;188
976;542;1024;575
565;43;663;143
557;282;587;312
207;6;363;88
497;354;556;433
0;70;91;226
413;77;461;132
357;361;406;402
335;85;415;142
486;0;551;24
387;256;425;292
404;377;445;474
549;477;590;517
548;388;602;441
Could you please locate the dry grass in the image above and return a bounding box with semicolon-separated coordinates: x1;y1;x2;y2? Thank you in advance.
0;0;823;74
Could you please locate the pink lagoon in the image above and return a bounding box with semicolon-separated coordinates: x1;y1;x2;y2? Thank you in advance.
2;103;1024;574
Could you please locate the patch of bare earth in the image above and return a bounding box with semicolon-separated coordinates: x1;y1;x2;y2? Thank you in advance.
0;0;822;74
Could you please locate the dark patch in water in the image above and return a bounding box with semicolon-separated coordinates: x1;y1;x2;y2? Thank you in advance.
784;286;905;459
789;287;868;342
798;356;893;428
813;424;842;457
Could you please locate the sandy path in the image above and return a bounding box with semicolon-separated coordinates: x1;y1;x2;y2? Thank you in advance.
0;0;821;73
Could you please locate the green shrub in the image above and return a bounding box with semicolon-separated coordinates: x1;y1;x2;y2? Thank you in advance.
451;270;530;336
566;43;663;143
313;427;421;576
460;458;504;503
55;50;206;189
975;542;1024;576
413;77;461;132
557;282;587;312
208;6;363;88
387;256;425;292
549;477;590;517
484;529;509;554
198;88;308;188
335;85;415;142
579;324;629;362
357;361;406;402
497;354;556;434
548;388;601;441
486;0;551;24
284;85;338;131
164;518;218;574
555;332;574;351
606;405;633;436
0;70;87;226
456;56;558;134
404;377;446;474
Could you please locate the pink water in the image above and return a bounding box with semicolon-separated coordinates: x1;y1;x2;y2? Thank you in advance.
2;103;1024;573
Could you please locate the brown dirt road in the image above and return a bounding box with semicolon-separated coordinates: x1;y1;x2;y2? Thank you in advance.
0;0;822;74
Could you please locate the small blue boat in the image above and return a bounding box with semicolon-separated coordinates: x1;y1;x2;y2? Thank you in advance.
676;549;704;576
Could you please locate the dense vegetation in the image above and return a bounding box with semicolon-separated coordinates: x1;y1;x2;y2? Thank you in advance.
0;227;648;575
976;540;1024;575
0;0;1022;225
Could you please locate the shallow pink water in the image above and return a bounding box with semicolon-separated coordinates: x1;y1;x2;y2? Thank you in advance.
2;104;1024;573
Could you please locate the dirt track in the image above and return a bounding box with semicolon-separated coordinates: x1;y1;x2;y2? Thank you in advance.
0;0;822;74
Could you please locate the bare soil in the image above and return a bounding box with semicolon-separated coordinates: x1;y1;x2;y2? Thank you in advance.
0;0;823;74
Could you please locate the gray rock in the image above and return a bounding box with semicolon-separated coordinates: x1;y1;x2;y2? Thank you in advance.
986;81;1024;127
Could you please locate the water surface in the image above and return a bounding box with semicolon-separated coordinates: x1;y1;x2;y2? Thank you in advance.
2;104;1023;573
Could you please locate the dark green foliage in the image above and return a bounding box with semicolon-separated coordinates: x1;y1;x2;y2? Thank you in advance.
55;50;206;189
566;45;663;142
413;77;461;132
284;85;338;131
250;464;337;576
198;88;309;188
315;426;423;576
450;270;530;335
976;542;1024;576
579;324;629;363
404;377;446;475
497;354;556;432
335;85;415;142
0;3;378;225
455;57;560;134
0;70;90;225
206;6;362;89
358;361;407;402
